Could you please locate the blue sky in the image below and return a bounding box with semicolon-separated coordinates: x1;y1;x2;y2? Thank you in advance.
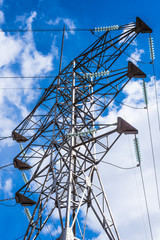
0;0;160;239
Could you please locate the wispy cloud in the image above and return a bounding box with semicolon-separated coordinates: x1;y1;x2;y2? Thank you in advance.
3;178;13;196
26;11;37;30
127;48;145;66
0;0;3;6
42;224;61;237
47;17;76;38
84;76;160;239
0;11;59;148
0;32;23;67
0;10;4;24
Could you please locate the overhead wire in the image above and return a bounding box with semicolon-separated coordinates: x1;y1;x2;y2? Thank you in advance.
106;96;146;109
0;137;15;171
0;23;148;73
0;197;17;207
147;34;160;212
0;75;56;78
121;78;158;240
143;79;160;210
0;202;17;207
0;162;15;172
1;21;157;239
122;107;150;240
15;234;25;240
0;24;132;33
0;136;12;141
0;197;15;201
0;163;13;169
139;165;154;240
107;30;150;65
123;50;151;65
101;160;139;170
0;28;93;32
0;87;45;90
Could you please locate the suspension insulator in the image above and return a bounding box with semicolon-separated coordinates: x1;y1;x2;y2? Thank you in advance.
83;70;109;79
148;36;155;61
24;207;32;222
142;80;148;106
133;137;141;164
94;25;119;32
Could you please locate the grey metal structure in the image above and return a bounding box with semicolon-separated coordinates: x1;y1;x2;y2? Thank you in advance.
12;17;151;239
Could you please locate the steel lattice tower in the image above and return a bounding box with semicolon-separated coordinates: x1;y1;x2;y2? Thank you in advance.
12;17;152;240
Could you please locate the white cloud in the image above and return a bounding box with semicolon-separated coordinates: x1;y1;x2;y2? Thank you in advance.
0;12;158;239
42;224;61;237
16;14;26;25
52;225;61;237
47;17;76;38
0;10;4;24
21;45;53;76
0;11;59;148
47;17;61;26
0;0;3;6
42;224;52;235
85;76;160;239
0;32;23;68
127;48;145;66
92;232;107;240
26;11;37;30
19;75;160;240
119;27;135;45
3;178;13;196
62;18;76;33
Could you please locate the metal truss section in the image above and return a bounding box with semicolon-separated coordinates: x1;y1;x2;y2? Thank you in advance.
12;17;148;143
12;17;151;240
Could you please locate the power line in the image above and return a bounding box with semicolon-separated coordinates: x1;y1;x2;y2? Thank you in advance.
142;79;160;210
0;87;45;90
0;28;93;33
0;75;56;79
123;51;151;65
15;234;25;240
0;202;17;207
105;95;146;110
0;136;12;141
0;163;13;169
0;162;14;170
139;165;154;240
101;160;139;170
122;107;151;240
145;102;160;210
0;87;146;110
0;26;125;33
0;197;15;202
0;198;17;207
0;23;135;33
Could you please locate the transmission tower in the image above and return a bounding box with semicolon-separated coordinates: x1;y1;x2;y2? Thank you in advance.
12;17;151;240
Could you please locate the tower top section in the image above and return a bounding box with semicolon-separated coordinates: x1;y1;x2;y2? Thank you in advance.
135;17;152;33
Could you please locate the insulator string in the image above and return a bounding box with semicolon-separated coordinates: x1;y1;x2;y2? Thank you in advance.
149;34;160;132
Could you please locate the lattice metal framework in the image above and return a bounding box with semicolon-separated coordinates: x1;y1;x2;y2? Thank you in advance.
12;17;151;240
